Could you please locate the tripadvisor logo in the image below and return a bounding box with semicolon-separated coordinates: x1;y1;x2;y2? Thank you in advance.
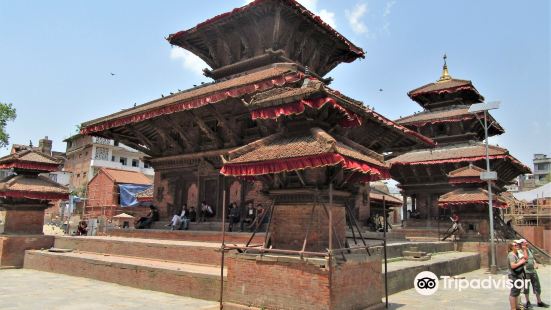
414;271;439;296
413;271;530;296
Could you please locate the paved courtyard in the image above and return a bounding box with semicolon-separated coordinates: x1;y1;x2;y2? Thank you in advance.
388;265;551;309
0;269;217;310
1;266;550;309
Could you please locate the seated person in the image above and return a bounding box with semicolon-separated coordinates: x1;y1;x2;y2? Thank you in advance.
76;220;88;236
179;205;190;230
200;201;215;221
136;205;159;229
188;206;197;222
168;211;182;230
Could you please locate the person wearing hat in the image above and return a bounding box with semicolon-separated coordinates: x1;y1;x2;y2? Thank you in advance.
508;240;528;310
518;239;549;308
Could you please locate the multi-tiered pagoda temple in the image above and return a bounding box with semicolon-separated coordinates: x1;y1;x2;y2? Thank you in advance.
81;0;434;308
390;58;530;238
0;149;69;267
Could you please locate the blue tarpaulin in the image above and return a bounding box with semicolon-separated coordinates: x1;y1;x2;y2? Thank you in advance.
119;184;152;207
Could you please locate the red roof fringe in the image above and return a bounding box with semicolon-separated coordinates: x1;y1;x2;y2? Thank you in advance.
82;71;303;135
438;201;507;209
391;154;510;166
0;162;59;172
221;152;390;181
410;85;476;98
168;0;364;59
251;97;362;128
404;115;477;127
448;177;484;184
0;190;68;201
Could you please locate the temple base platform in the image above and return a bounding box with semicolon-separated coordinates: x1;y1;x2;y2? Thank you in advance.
225;252;383;310
0;234;54;267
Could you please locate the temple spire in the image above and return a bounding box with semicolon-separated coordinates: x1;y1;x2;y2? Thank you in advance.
438;53;452;82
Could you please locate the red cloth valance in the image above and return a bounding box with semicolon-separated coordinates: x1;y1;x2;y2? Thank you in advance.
137;196;153;202
82;71;304;134
438;200;507;209
251;97;362;128
448;177;484;184
221;152;390;181
0;161;59;172
411;85;477;98
391;154;509;166
0;190;68;201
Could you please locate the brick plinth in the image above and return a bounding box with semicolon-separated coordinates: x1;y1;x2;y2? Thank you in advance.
455;241;508;269
0;235;54;267
271;204;346;252
3;208;46;235
225;253;383;310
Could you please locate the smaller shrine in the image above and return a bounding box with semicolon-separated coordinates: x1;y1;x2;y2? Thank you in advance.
438;165;507;240
0;149;68;267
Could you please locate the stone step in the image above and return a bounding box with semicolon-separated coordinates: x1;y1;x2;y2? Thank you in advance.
385;251;480;295
24;250;224;301
53;236;226;266
367;241;454;259
106;228;265;244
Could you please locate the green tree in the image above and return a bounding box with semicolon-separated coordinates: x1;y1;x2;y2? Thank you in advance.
0;102;16;148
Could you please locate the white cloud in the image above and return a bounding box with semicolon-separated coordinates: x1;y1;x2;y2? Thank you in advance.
318;9;337;28
170;48;209;76
345;3;368;34
244;0;336;28
383;0;396;17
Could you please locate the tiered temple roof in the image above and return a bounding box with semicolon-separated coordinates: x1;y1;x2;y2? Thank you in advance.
0;150;68;201
167;0;364;79
438;188;507;209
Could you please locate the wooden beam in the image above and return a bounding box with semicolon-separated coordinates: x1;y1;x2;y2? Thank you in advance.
190;110;223;147
127;124;158;151
152;120;185;153
165;114;197;151
109;131;158;156
207;105;241;145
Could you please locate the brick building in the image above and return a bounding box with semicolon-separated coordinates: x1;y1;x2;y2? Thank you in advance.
86;168;152;219
63;134;154;194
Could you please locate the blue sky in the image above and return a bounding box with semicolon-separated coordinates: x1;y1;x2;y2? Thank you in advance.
0;0;549;167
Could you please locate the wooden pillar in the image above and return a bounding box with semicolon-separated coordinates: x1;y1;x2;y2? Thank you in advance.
402;194;408;223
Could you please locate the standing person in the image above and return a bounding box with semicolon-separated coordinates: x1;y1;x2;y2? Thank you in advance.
241;202;256;232
520;239;549;308
508;241;528;310
227;202;240;232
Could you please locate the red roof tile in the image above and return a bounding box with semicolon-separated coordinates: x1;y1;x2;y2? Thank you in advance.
389;142;510;165
448;165;485;178
81;66;304;134
0;175;69;200
438;188;506;208
100;168;152;185
408;78;480;98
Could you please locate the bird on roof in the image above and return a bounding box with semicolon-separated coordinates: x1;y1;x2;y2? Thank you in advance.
110;73;116;76
161;94;164;98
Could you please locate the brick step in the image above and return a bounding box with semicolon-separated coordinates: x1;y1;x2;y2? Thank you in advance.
367;241;454;259
24;250;225;301
385;251;480;294
53;236;228;266
150;221;245;232
106;229;265;244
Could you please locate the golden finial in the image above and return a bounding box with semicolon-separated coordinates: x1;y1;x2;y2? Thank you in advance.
438;53;452;82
